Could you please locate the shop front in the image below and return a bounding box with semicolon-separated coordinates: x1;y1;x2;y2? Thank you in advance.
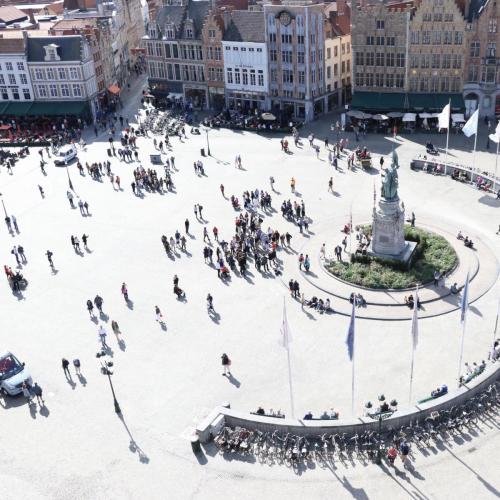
184;85;208;110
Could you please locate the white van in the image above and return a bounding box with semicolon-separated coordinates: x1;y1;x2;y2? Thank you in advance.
54;146;77;166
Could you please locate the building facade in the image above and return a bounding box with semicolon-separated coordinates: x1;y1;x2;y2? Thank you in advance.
222;10;269;112
144;0;210;108
408;0;465;96
264;2;328;122
463;0;500;117
26;34;98;117
0;33;34;102
201;8;224;110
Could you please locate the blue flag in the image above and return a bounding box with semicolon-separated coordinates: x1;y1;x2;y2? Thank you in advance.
460;272;469;324
346;302;355;361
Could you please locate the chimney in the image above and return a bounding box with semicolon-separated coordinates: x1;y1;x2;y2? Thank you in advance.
222;7;231;30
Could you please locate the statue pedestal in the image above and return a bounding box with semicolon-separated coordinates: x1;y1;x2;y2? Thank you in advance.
367;198;416;263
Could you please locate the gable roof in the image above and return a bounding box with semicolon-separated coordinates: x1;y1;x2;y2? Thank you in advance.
26;35;83;61
466;0;489;22
0;5;29;24
154;0;209;40
0;36;25;54
223;10;264;42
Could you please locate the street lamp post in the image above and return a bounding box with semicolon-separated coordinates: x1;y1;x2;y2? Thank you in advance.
205;129;211;156
0;193;7;217
66;163;74;191
101;361;121;415
376;413;383;464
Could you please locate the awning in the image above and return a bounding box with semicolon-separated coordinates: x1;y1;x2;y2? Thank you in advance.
408;93;464;111
347;110;372;119
402;113;417;122
0;102;9;114
387;112;404;118
4;102;33;116
451;113;465;123
351;92;406;111
418;112;433;118
27;101;87;116
108;85;121;95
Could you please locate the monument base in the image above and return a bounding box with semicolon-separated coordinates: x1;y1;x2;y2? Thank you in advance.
367;240;417;265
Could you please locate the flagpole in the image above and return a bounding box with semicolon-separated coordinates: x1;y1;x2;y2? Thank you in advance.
457;272;470;388
349;204;353;257
457;309;467;387
444;99;451;172
494;138;499;193
408;285;418;405
472;128;478;171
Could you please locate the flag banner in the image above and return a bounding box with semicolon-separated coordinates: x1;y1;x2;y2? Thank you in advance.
489;121;500;143
411;290;419;350
462;109;479;138
460;272;470;324
280;300;292;349
346;302;355;361
438;103;450;130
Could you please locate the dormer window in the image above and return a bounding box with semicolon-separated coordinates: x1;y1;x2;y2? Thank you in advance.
165;23;175;39
149;24;157;38
44;43;60;62
185;22;193;38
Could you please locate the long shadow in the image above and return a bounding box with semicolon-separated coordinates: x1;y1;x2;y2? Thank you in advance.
117;412;150;464
126;299;134;310
208;309;221;324
226;373;241;388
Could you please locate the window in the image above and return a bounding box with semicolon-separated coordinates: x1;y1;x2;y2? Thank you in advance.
422;31;431;44
242;69;248;85
216;68;223;81
433;31;441;44
23;89;30;100
209;29;216;38
70;67;79;80
342;61;346;73
270;49;277;62
420;54;430;68
283;70;293;84
297;51;304;64
433;12;442;21
269;33;276;43
387;53;395;67
442;54;451;68
38;85;48;97
410;54;418;68
347;42;350;53
185;27;193;38
155;43;162;57
355;73;364;86
470;41;480;57
215;47;221;60
49;84;58;97
0;75;3;84
6;62;13;71
61;83;70;97
146;42;154;56
234;68;240;84
225;46;230;51
310;34;315;44
386;73;394;87
409;77;417;91
17;62;24;71
281;34;292;44
485;67;496;82
297;35;304;45
487;42;496;57
227;68;233;84
444;31;452;44
419;78;429;91
256;48;262;52
326;66;331;79
327;47;331;59
431;77;439;92
395;74;404;88
375;74;383;87
241;47;246;52
347;61;350;73
432;54;440;68
452;54;462;68
376;53;384;66
149;25;157;38
356;52;364;65
396;53;405;67
376;19;385;30
34;68;44;80
411;31;419;44
311;69;315;83
366;36;375;45
73;84;82;97
311;50;315;63
468;65;478;82
386;36;395;46
0;86;7;99
250;70;256;86
423;13;432;22
207;47;213;60
489;19;497;33
451;77;461;92
258;70;263;86
455;32;463;45
12;88;19;100
166;25;175;39
282;50;292;63
444;13;453;22
366;73;373;86
376;36;384;46
441;76;449;91
334;63;338;76
8;74;16;85
47;68;54;80
366;52;374;66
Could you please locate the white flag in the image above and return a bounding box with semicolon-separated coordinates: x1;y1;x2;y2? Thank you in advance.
462;109;479;138
411;290;419;350
438;103;450;130
280;299;292;350
489;121;500;143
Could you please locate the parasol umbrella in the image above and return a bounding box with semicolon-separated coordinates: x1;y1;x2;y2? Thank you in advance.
261;112;276;121
372;114;389;121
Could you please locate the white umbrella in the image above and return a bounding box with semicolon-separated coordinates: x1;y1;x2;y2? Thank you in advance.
372;114;389;121
451;113;465;123
419;112;433;118
347;110;365;118
387;112;404;118
402;113;417;122
261;112;276;121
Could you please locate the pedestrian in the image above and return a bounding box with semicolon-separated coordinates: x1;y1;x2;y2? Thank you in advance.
5;215;12;232
213;226;219;242
320;243;326;259
83;201;89;215
324;137;329;149
86;299;94;316
328;177;333;193
94;294;103;313
155;305;164;323
198;204;204;219
82;234;88;248
46;250;54;267
203;227;210;243
11;215;19;233
221;353;231;376
298;253;304;270
32;382;44;406
194;203;199;219
433;270;441;286
98;325;108;348
121;282;129;302
270;176;275;191
38;185;45;197
185;218;190;234
304;254;311;272
291;177;296;193
17;245;26;263
78;200;85;215
207;293;214;312
74;237;81;252
411;212;415;227
342;236;347;251
67;191;75;208
220;184;225;197
73;359;81;375
62;358;71;378
380;157;384;168
22;380;32;402
11;246;20;265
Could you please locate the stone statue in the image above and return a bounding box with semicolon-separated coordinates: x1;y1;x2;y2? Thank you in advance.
381;162;399;201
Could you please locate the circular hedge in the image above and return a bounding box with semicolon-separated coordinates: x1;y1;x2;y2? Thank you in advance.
326;226;458;289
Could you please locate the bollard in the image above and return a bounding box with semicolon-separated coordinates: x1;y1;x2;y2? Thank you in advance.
190;435;201;454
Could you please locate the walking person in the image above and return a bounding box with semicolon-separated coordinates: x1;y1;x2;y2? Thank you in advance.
86;299;94;316
67;191;75;208
82;234;88;249
221;353;231;376
38;185;45;198
5;215;12;232
46;250;54;267
11;215;19;233
155;305;164;324
270;176;275;191
73;358;81;375
32;382;44;406
291;177;296;193
62;358;71;379
185;218;190;234
98;324;109;349
94;294;104;313
220;184;225;197
121;282;129;302
328;177;333;193
207;293;214;312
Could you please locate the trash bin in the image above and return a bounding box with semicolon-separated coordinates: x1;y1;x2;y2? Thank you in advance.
190;435;201;454
200;148;205;157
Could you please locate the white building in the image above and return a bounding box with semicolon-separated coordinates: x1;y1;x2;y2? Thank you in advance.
26;34;99;118
0;33;34;102
222;11;269;112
